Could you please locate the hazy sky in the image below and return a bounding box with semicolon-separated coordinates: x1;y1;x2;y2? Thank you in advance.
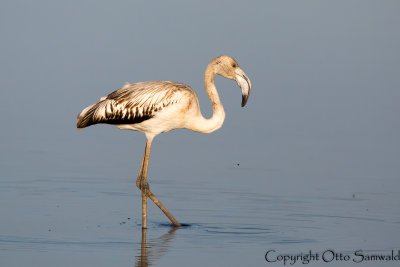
1;1;399;187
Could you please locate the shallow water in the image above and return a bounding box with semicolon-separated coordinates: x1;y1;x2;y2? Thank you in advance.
1;165;399;267
2;0;400;266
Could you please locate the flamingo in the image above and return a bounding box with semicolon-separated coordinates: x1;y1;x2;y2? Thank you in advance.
77;55;252;228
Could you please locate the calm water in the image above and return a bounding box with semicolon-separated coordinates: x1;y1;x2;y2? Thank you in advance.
2;1;400;266
1;161;399;267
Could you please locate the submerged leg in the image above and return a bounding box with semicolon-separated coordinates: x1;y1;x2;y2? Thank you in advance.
136;138;181;228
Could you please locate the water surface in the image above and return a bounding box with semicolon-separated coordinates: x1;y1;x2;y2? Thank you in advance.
1;1;400;266
1;165;399;266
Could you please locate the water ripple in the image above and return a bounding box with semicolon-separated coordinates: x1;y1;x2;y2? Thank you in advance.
0;235;137;251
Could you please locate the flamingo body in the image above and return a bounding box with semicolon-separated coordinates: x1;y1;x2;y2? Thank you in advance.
77;81;199;138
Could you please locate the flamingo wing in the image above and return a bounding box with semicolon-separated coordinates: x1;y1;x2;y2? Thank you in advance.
77;81;193;129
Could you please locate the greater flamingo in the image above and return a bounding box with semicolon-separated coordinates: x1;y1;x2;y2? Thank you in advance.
77;55;252;228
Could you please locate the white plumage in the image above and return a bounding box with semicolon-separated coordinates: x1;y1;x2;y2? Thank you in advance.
77;55;252;228
78;81;198;137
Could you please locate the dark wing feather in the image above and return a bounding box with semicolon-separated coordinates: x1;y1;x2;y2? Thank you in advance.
77;81;192;129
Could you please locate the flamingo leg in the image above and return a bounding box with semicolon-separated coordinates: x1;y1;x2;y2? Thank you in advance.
136;139;181;228
136;140;150;228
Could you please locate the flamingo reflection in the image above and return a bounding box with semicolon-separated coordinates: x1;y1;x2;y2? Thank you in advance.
135;227;178;267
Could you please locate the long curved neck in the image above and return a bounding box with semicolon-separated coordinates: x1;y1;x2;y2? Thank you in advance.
191;65;226;133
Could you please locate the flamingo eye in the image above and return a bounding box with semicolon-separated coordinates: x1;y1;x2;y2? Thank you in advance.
232;63;237;68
